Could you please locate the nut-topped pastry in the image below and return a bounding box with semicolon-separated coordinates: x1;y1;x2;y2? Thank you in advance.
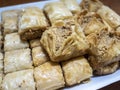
40;24;89;62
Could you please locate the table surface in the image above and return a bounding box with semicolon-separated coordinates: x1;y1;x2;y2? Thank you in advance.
0;0;120;90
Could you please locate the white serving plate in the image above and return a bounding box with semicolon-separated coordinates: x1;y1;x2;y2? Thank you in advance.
0;0;120;90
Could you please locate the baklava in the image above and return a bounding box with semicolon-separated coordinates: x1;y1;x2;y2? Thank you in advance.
19;7;49;40
61;0;81;14
40;24;89;62
97;6;120;28
4;48;33;73
4;33;29;51
2;10;20;35
34;61;65;90
44;2;73;26
2;69;35;90
87;29;120;70
80;0;103;12
32;46;49;67
76;11;107;35
62;56;92;86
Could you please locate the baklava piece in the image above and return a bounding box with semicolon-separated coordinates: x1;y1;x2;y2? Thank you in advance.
40;24;89;62
4;48;33;73
87;29;120;70
4;33;29;51
2;69;35;90
94;62;119;75
19;7;49;40
34;61;65;90
97;6;120;28
80;0;103;12
2;10;20;35
76;11;106;35
62;56;92;86
44;2;73;26
61;0;81;14
30;39;40;48
32;46;49;67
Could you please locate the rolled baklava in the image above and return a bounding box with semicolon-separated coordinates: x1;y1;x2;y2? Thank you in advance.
4;33;29;51
40;24;89;62
62;56;92;86
19;7;49;40
97;6;120;28
2;69;35;90
87;29;120;70
61;0;81;14
44;2;73;26
34;61;65;90
80;0;103;12
2;10;20;35
32;46;49;67
4;48;33;73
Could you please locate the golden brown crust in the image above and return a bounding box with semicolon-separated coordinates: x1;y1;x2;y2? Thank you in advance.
34;61;65;90
62;56;92;86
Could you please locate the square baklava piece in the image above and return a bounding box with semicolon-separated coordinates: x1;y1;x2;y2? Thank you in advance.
19;7;49;40
4;48;33;73
2;69;35;90
32;46;49;67
34;61;65;90
87;29;120;71
61;0;81;14
2;10;20;35
4;33;29;51
62;56;92;86
30;39;40;48
44;2;73;26
40;24;89;62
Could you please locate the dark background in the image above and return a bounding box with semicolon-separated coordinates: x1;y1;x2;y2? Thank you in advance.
0;0;120;90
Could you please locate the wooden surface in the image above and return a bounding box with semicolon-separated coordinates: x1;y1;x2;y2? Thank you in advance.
0;0;120;90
